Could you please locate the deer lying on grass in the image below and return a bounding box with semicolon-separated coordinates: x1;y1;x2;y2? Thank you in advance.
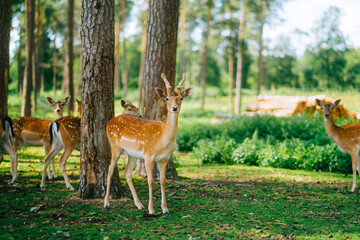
0;115;17;171
10;96;70;184
40;100;141;190
316;99;360;192
104;73;193;215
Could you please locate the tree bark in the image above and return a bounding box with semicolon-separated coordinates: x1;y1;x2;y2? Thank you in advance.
52;42;57;96
137;1;148;108
32;0;42;113
21;0;35;117
180;0;186;76
17;45;24;94
114;5;121;92
257;0;265;96
235;4;245;115
120;0;128;97
0;0;12;116
65;0;74;115
198;5;211;111
228;38;234;114
140;0;180;180
80;0;124;199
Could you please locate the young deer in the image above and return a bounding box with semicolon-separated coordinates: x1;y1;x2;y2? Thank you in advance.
11;96;70;184
40;100;141;190
74;97;81;117
0;115;17;176
316;99;360;192
104;73;193;214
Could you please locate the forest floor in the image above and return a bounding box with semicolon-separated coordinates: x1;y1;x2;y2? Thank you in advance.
0;148;359;239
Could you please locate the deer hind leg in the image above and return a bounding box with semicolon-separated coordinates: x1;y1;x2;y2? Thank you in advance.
58;146;76;191
120;156;127;170
125;156;144;210
41;147;62;189
159;159;170;214
44;143;58;180
144;157;155;214
5;140;18;184
104;148;122;209
350;151;358;192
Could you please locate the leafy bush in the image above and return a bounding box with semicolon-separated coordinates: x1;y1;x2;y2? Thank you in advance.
193;137;236;164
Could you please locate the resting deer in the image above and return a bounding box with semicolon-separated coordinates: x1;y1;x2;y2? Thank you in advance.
10;96;70;184
0;115;17;173
316;99;360;192
40;100;141;190
104;73;193;215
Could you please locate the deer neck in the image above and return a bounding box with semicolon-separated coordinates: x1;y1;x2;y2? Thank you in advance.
324;115;340;142
162;111;179;143
56;113;63;119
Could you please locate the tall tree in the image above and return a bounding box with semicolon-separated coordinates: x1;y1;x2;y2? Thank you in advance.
65;0;74;115
179;0;186;76
140;0;180;179
21;0;35;117
120;0;128;97
80;0;124;199
137;2;148;108
0;0;12;116
256;0;265;96
114;1;121;92
235;3;245;114
198;0;213;110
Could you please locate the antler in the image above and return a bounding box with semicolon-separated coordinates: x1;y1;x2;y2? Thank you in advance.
161;73;173;96
176;73;185;95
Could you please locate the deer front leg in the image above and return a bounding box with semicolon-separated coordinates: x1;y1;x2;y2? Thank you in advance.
45;143;58;180
350;151;358;192
125;156;144;210
104;149;121;209
5;140;18;184
144;157;155;214
159;159;170;214
58;147;75;191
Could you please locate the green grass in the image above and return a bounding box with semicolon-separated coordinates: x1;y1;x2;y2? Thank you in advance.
1;148;360;239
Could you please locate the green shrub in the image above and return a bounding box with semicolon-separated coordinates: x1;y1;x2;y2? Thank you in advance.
193;137;236;164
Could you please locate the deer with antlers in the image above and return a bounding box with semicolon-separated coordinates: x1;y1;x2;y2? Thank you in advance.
104;73;193;215
9;96;70;184
40;99;141;190
316;99;360;192
0;115;17;172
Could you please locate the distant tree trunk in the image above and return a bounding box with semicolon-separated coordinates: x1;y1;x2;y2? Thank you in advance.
235;4;245;115
257;0;265;96
0;0;12;116
114;6;121;92
137;2;148;108
65;0;74;115
198;6;211;110
180;0;186;76
80;0;124;199
32;49;36;112
52;42;57;96
228;38;234;114
140;0;180;180
120;0;128;97
32;0;42;113
21;0;35;117
18;46;24;94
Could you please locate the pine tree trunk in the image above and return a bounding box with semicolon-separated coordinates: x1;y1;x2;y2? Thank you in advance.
18;46;24;94
180;0;186;76
137;18;147;108
140;0;180;180
114;5;120;92
65;0;74;115
199;6;211;111
228;38;234;114
52;43;57;96
0;0;12;116
80;0;124;199
257;0;264;96
120;0;128;97
235;4;245;115
21;0;35;117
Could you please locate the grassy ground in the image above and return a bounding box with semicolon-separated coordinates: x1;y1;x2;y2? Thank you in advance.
1;148;360;239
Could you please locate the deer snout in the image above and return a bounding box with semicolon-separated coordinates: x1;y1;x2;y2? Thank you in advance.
171;106;179;112
56;108;61;113
325;113;330;117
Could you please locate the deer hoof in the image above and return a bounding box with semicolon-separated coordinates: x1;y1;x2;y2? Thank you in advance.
163;211;170;215
104;206;110;211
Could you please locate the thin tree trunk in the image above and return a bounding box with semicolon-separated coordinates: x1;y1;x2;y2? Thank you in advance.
52;43;57;96
80;0;124;199
235;4;245;115
120;0;128;97
0;0;12;116
33;0;43;112
114;5;120;92
257;0;264;96
199;6;211;111
21;0;35;117
32;48;36;112
140;0;180;180
137;2;148;109
65;0;74;115
18;45;24;94
180;0;186;76
228;38;234;114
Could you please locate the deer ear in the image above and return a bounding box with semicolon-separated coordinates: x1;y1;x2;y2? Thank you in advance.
155;87;166;99
75;97;80;103
333;99;342;108
182;87;193;98
121;100;126;108
47;97;54;105
315;99;323;108
63;96;71;105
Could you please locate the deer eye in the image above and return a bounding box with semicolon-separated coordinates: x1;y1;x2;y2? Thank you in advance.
180;97;183;101
128;108;131;111
165;97;169;101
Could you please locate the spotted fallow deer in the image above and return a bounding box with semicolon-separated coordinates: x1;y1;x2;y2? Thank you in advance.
0;115;17;172
316;99;360;192
40;100;141;190
10;96;70;184
104;73;193;215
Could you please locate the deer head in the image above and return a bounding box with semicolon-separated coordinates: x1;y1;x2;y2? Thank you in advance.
316;99;342;119
121;99;141;117
47;96;71;118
